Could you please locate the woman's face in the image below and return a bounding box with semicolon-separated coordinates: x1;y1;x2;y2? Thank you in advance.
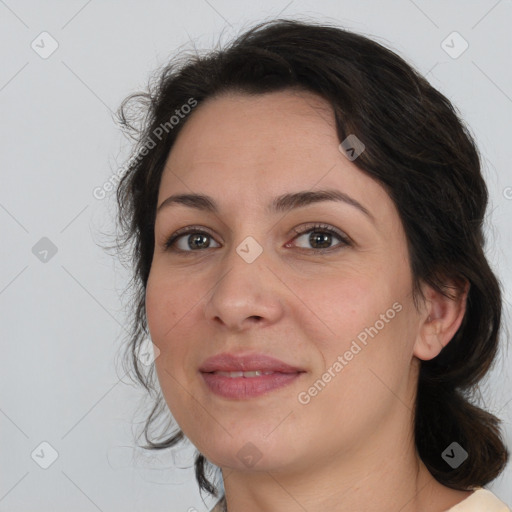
146;90;426;473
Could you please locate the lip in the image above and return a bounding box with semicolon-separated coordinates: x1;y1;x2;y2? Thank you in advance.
199;352;304;373
199;352;306;399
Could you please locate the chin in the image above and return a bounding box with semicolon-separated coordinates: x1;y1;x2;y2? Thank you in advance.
192;430;299;473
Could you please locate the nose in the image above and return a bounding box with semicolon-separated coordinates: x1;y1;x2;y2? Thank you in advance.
203;243;285;332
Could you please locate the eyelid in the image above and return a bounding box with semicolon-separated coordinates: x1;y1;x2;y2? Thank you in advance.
291;222;351;243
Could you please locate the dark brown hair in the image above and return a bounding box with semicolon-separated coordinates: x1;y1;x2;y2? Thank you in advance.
113;18;509;501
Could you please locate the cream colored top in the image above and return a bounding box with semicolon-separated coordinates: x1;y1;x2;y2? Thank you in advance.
445;488;510;511
210;488;511;511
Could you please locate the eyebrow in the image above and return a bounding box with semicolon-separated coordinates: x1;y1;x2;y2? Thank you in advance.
156;189;374;222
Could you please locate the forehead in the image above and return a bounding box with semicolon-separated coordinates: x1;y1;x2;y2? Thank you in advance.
167;89;336;163
158;90;394;223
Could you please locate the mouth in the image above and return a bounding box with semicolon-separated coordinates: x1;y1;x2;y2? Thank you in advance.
199;352;306;399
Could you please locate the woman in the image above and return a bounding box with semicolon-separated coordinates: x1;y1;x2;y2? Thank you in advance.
114;19;511;511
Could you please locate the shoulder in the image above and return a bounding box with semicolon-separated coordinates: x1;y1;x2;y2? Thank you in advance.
445;488;511;512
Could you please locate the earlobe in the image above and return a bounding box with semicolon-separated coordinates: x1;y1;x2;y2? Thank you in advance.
413;279;470;361
414;316;444;360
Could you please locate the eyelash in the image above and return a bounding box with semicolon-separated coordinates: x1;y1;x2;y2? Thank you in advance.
163;223;351;254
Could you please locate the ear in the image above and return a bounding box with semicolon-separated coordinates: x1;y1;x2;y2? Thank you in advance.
413;278;470;361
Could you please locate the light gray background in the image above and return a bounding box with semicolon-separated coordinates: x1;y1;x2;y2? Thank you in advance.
1;1;511;510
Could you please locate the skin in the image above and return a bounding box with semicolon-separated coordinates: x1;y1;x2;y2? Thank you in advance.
145;90;472;512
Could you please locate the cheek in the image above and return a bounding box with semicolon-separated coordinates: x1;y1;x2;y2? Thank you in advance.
306;271;395;345
145;270;163;336
299;310;413;443
145;267;190;343
145;269;198;382
146;277;193;429
145;275;192;408
302;268;413;395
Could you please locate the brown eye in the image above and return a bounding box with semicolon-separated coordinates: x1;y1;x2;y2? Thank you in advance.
290;224;351;252
164;227;220;252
